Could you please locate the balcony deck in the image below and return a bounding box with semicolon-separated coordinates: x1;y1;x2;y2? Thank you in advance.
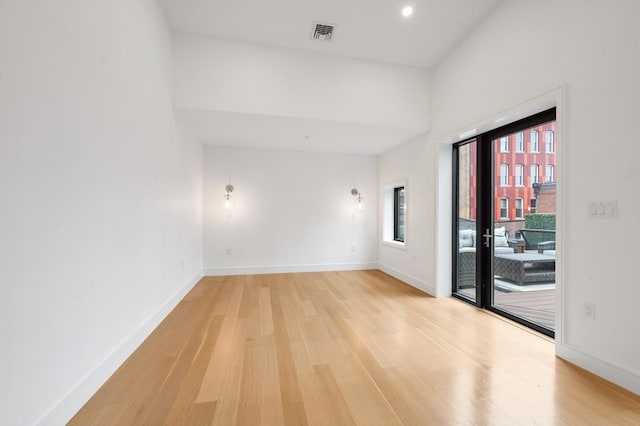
459;287;555;330
494;288;555;330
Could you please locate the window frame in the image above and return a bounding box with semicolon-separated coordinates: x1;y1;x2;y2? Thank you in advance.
530;130;539;152
530;197;537;214
393;186;405;243
499;136;509;152
515;163;524;187
500;197;509;220
546;164;554;183
382;179;408;249
500;163;509;187
530;164;539;184
515;197;524;219
545;130;554;153
515;131;524;152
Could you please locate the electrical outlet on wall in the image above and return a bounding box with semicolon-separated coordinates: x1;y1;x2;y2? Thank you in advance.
583;302;596;320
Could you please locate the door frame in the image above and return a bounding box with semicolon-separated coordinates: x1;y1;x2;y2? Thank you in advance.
452;108;557;337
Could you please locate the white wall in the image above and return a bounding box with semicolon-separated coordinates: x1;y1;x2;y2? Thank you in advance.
379;0;640;393
203;146;377;274
0;2;203;425
173;33;429;131
377;135;435;294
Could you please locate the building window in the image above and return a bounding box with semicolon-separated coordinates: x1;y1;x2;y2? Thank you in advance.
545;130;554;153
500;197;509;220
515;132;524;152
499;136;509;152
500;163;509;186
530;164;539;184
530;130;539;152
545;164;554;183
515;164;524;187
530;198;537;214
515;198;524;219
394;187;405;242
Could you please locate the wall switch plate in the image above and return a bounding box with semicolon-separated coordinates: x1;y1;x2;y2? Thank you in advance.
589;200;619;219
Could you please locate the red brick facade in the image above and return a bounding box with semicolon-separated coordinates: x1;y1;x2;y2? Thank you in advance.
462;121;556;222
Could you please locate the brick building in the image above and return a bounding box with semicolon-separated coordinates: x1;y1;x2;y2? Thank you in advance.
460;121;557;224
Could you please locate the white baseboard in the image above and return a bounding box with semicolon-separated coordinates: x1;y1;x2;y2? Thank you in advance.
556;343;640;396
377;263;434;296
36;270;204;426
204;262;378;276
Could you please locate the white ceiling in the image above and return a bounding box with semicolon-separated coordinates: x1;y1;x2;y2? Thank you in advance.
161;0;500;155
161;0;499;68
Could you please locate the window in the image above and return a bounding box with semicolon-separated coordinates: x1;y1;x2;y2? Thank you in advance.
530;164;539;184
545;130;554;153
500;164;509;186
500;197;509;220
383;180;407;247
515;198;524;219
515;164;524;187
499;136;509;152
515;132;524;152
530;198;537;214
530;130;539;152
394;187;405;242
545;164;554;183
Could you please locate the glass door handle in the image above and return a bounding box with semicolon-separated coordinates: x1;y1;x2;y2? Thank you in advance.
483;228;493;248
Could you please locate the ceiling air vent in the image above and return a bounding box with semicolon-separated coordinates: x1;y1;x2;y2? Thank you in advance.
311;22;335;41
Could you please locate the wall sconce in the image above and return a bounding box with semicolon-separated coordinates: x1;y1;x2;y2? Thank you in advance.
351;188;364;211
221;184;234;212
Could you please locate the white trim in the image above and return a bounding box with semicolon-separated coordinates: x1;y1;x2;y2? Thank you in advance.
556;343;640;395
36;270;204;426
554;86;566;350
382;178;408;245
435;143;453;298
204;262;377;276
381;240;407;250
382;178;407;190
377;263;434;296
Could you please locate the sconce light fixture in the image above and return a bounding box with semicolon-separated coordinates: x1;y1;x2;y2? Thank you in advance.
351;188;364;211
221;184;234;212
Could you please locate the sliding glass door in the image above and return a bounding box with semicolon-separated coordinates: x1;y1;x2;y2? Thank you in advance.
453;109;557;337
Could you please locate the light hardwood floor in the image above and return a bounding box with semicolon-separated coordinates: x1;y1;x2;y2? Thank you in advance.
70;270;640;425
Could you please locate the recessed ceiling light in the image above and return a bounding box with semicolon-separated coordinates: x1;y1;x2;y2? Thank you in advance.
402;6;414;18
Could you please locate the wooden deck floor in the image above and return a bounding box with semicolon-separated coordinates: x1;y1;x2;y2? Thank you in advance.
494;289;555;329
459;287;555;330
70;271;638;426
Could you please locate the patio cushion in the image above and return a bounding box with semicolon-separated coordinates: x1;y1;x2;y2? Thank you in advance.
459;229;475;248
494;226;509;247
